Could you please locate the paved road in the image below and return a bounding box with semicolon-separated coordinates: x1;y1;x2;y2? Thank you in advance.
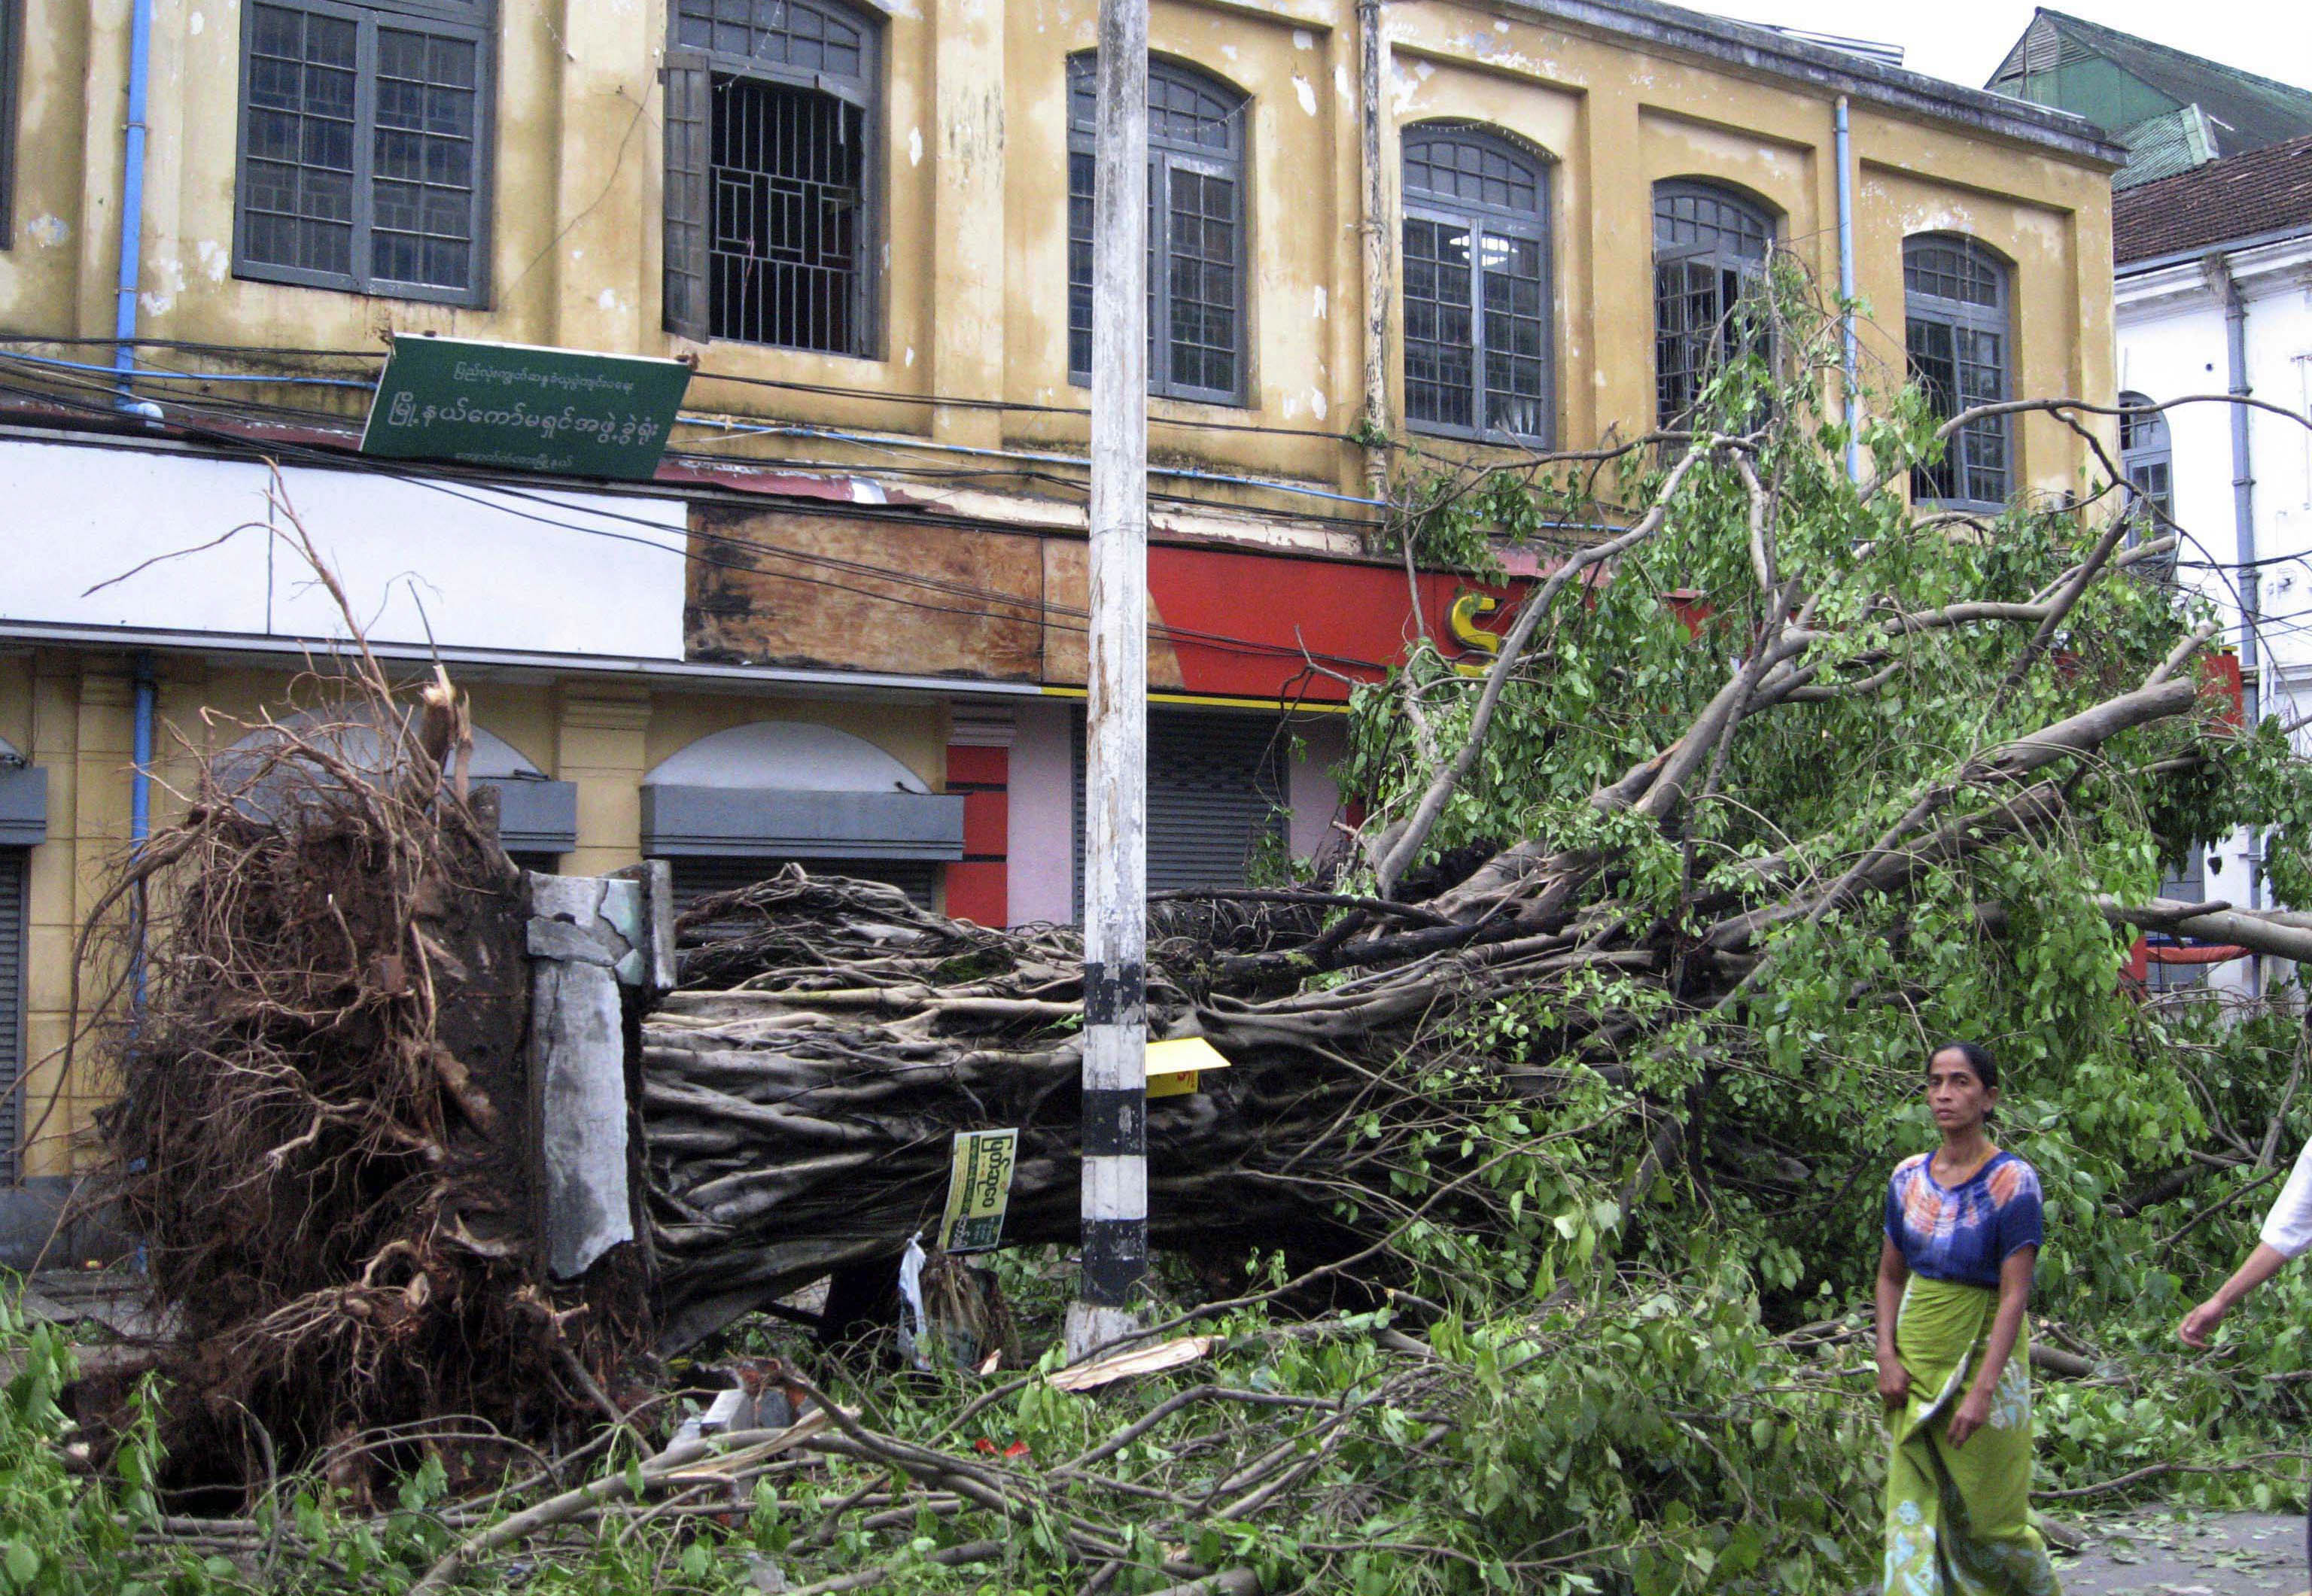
2055;1511;2306;1594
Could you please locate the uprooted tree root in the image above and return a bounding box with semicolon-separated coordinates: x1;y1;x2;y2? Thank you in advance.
78;657;646;1495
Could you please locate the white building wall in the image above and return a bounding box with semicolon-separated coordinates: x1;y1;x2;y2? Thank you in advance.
0;436;689;661
2116;233;2312;999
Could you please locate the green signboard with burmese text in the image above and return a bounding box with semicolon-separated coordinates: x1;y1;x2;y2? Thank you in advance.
359;335;692;482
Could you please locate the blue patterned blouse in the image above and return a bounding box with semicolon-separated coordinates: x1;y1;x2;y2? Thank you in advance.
1884;1150;2044;1289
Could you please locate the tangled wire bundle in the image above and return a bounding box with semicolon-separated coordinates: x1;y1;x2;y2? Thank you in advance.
85;656;642;1491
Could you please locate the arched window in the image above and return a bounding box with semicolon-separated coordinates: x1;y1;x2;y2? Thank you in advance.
1068;55;1247;406
663;0;881;355
2119;391;2172;527
1905;235;2013;509
1653;180;1774;426
1401;125;1553;443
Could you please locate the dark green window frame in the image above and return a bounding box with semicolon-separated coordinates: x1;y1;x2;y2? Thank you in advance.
1905;233;2014;512
0;0;20;248
662;0;884;358
1401;123;1553;446
232;0;495;306
1067;53;1249;409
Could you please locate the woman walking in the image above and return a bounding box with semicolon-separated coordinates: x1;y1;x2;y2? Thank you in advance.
1876;1041;2060;1595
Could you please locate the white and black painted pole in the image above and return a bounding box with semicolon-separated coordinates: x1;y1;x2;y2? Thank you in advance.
1066;0;1150;1364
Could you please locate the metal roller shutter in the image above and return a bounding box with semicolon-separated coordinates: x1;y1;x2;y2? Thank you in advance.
665;855;939;912
1072;709;1286;914
0;851;23;1185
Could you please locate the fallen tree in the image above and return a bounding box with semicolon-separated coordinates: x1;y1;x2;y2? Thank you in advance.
643;319;2312;1354
73;515;647;1492
50;284;2312;1595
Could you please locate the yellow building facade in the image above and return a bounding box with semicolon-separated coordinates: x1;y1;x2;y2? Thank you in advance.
0;0;2121;1250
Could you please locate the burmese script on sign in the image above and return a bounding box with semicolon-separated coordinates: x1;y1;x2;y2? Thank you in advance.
938;1129;1020;1254
359;335;692;482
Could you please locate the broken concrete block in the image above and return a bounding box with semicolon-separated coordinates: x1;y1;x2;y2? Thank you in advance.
526;916;622;966
610;860;679;995
531;956;634;1280
527;872;608;926
598;877;648;986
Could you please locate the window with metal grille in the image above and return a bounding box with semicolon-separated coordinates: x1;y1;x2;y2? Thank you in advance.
1401;125;1552;444
2119;391;2173;529
1067;54;1247;406
1653;181;1773;427
709;78;864;353
1905;235;2014;510
664;0;878;355
233;0;491;304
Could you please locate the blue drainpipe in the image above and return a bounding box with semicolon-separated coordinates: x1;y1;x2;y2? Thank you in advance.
1835;96;1860;483
112;0;161;420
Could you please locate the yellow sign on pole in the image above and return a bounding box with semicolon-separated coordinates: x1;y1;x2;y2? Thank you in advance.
938;1129;1020;1253
1145;1036;1231;1099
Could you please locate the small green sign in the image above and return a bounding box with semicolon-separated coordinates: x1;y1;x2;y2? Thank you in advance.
938;1129;1019;1254
359;335;692;481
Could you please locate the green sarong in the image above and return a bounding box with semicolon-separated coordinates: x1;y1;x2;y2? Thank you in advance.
1882;1275;2060;1596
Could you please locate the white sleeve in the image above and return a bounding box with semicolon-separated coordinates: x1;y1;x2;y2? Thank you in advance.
2259;1138;2312;1260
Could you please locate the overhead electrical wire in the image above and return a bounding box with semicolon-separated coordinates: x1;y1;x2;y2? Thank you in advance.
0;345;1415;540
0;365;1413;676
669;417;1391;509
0;332;1374;444
0;342;1397;521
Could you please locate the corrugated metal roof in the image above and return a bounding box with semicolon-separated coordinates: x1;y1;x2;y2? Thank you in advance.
2112;105;2222;191
1993;8;2312;154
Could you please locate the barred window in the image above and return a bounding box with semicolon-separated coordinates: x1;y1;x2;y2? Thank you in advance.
1068;55;1247;406
2119;391;2172;527
664;0;878;356
234;0;492;304
1905;235;2013;509
1653;181;1772;427
1401;125;1551;444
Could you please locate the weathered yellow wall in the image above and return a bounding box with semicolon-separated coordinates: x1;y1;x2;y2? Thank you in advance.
0;0;2117;495
0;1;2121;1186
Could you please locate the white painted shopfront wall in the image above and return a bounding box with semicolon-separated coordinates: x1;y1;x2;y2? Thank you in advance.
0;437;689;661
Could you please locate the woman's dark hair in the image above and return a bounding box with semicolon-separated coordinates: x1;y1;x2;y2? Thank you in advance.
1927;1040;1997;1093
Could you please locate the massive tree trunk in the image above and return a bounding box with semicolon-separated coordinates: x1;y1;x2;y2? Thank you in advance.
634;476;2301;1348
643;883;1389;1348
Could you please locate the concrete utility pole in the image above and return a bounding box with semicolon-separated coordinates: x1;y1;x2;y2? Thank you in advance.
1357;0;1391;501
1066;0;1150;1362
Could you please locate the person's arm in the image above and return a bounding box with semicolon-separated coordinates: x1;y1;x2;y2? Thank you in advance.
1874;1236;1911;1409
1946;1245;2034;1448
2180;1138;2312;1347
2180;1242;2290;1347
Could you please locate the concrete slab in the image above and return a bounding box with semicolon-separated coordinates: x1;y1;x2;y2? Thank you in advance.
531;959;633;1280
